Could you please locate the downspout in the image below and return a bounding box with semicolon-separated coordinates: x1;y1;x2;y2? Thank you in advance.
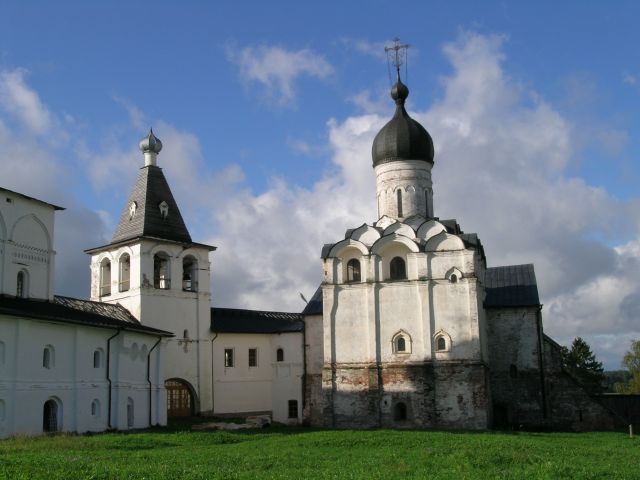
210;333;218;415
302;320;307;418
106;328;122;429
147;336;162;426
536;305;548;419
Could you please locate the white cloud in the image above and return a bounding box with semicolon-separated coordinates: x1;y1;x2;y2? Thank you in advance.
622;71;637;85
227;45;333;105
0;69;52;134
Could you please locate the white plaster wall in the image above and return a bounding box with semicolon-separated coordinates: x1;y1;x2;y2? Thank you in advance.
0;190;56;300
212;332;303;423
0;316;166;439
375;160;433;219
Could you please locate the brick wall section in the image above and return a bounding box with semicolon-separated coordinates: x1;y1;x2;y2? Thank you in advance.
313;361;489;429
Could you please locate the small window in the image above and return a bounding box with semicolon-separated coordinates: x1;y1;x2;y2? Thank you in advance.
224;349;234;367
397;189;403;218
183;329;189;339
182;256;198;292
397;337;406;352
394;402;407;421
393;332;411;354
288;400;298;419
276;348;284;362
43;345;54;369
91;399;100;417
390;257;406;280
119;254;130;292
93;349;102;368
127;398;134;427
436;336;446;352
450;274;458;283
153;253;170;289
100;258;111;296
346;259;361;283
16;270;27;298
248;348;258;367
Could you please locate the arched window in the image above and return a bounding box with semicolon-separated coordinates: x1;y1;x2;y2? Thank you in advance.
43;399;60;432
390;257;406;280
436;336;447;352
91;399;101;417
276;348;284;362
392;332;411;354
397;189;403;218
16;270;28;298
394;402;407;421
43;345;54;369
119;254;130;292
127;398;134;428
450;274;458;283
153;253;170;289
182;256;197;292
346;259;361;283
100;258;111;296
93;349;103;369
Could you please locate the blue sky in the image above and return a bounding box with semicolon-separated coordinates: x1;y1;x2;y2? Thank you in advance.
1;0;639;368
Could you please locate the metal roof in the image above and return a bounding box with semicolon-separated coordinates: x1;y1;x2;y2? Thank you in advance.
211;307;304;334
0;187;65;211
0;295;172;336
484;264;540;308
301;287;323;316
111;165;192;244
371;79;434;167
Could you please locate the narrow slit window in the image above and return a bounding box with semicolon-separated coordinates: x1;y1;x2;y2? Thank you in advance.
224;349;234;367
93;349;102;368
397;189;403;218
17;271;27;298
276;348;284;362
248;348;257;367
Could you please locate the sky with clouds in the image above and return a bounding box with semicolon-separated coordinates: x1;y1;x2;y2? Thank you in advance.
1;1;639;368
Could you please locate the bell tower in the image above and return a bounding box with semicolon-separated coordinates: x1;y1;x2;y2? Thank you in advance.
85;129;216;414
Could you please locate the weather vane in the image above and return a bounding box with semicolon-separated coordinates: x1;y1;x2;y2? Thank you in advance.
385;37;410;82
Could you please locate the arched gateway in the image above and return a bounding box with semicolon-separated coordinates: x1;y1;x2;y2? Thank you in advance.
165;378;197;417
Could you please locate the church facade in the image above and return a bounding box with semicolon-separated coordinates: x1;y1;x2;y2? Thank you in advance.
301;74;617;430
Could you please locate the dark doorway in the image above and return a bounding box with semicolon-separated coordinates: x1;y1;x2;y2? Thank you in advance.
166;379;195;417
394;402;407;421
43;399;59;432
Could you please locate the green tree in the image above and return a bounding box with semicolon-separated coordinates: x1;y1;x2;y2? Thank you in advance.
613;340;640;394
560;337;605;393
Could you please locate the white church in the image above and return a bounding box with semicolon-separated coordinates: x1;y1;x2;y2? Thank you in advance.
0;60;618;438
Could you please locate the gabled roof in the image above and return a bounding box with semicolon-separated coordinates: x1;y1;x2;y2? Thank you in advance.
301;287;322;316
484;264;540;308
0;295;172;336
0;187;65;211
111;166;192;244
211;307;303;334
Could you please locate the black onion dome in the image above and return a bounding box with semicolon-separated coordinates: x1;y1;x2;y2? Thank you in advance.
372;78;434;167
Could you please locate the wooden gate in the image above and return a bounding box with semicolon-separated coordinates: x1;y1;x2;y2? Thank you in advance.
166;379;193;417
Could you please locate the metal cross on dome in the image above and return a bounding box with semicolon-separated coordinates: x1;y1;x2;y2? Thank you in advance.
385;37;410;77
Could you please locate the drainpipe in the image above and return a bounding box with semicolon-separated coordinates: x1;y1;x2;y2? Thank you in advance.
536;305;547;419
106;328;122;429
302;319;307;421
147;336;162;426
210;333;218;416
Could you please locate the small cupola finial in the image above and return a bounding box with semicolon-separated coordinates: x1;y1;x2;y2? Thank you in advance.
385;38;410;105
139;128;163;166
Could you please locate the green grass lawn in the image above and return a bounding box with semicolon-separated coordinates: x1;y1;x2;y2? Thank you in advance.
1;420;638;479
